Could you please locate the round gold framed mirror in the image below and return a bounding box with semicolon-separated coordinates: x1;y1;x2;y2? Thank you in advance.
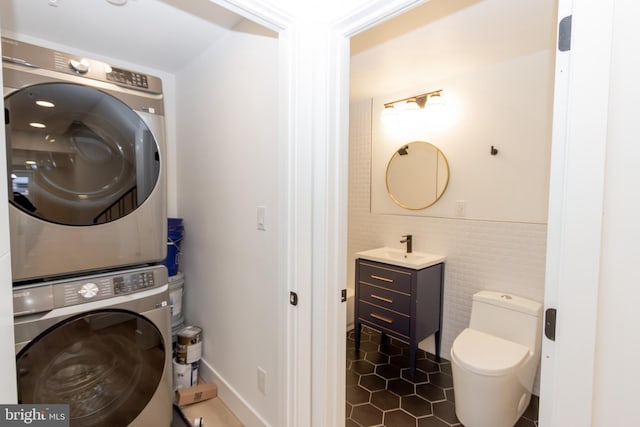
386;141;450;210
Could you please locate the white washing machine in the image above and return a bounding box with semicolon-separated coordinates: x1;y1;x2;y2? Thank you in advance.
2;37;167;283
13;265;172;426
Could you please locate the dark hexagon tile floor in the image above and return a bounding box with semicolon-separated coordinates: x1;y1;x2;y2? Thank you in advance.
346;327;539;427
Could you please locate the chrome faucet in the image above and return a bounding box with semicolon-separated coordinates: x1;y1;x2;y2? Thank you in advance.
400;234;413;253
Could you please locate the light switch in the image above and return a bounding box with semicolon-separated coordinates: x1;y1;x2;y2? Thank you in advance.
257;206;266;230
455;200;466;217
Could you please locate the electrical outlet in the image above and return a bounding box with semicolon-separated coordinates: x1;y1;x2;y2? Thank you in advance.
257;367;266;394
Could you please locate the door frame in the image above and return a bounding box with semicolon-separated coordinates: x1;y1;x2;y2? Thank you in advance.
326;0;609;425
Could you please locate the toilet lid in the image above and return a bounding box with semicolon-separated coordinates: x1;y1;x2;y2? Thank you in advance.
452;328;530;376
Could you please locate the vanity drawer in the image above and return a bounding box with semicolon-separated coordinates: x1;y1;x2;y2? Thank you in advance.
358;301;410;337
358;261;412;294
359;283;411;315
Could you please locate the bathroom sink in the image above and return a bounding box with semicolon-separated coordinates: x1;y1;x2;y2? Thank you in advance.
356;247;446;270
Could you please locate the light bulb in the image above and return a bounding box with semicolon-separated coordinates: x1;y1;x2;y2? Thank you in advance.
426;92;444;107
404;98;420;111
381;105;398;125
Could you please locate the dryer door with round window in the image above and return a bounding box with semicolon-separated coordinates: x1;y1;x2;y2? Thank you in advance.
5;82;160;226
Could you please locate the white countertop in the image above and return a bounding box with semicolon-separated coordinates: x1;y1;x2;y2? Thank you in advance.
356;247;446;270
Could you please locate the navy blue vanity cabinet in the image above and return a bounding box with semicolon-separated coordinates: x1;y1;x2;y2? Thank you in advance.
354;258;444;377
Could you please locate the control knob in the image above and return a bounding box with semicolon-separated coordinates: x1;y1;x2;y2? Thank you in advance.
69;58;90;74
78;282;99;299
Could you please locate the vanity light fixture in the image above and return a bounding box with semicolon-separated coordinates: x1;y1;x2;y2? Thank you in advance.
381;89;443;121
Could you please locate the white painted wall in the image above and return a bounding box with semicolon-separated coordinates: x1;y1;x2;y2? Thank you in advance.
175;21;280;426
592;0;640;424
370;50;554;223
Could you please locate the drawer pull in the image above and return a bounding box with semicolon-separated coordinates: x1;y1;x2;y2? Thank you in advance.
370;313;393;324
371;294;393;304
370;275;393;283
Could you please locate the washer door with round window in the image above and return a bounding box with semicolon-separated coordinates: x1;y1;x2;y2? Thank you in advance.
16;310;167;427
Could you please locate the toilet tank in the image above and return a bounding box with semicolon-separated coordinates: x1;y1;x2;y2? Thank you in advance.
469;291;543;352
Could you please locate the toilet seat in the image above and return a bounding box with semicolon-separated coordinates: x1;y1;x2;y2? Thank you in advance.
452;328;530;376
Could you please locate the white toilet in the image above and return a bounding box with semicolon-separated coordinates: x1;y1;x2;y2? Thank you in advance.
450;290;542;427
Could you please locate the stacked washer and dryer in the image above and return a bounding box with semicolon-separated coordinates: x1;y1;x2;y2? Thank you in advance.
3;38;173;426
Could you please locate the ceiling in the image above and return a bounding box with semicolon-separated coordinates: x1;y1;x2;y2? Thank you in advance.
0;0;246;73
350;0;558;102
0;0;557;99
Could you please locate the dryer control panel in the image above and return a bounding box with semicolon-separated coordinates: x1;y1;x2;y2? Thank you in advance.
1;37;163;95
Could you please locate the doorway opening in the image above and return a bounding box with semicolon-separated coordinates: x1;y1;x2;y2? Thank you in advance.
345;0;558;425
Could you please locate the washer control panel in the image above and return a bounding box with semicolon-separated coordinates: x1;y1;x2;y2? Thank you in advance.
113;271;156;295
13;265;168;316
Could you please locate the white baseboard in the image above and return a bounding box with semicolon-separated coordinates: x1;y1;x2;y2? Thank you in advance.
198;358;270;427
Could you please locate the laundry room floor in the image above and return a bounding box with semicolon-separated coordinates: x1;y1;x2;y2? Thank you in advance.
346;326;539;427
173;396;244;427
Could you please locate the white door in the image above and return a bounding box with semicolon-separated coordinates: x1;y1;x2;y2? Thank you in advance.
539;1;613;426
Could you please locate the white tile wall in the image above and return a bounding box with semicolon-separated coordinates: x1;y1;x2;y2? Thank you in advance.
347;99;547;359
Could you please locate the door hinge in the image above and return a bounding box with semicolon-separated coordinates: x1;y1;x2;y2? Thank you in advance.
341;289;347;303
558;15;572;52
289;291;298;306
545;308;557;341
